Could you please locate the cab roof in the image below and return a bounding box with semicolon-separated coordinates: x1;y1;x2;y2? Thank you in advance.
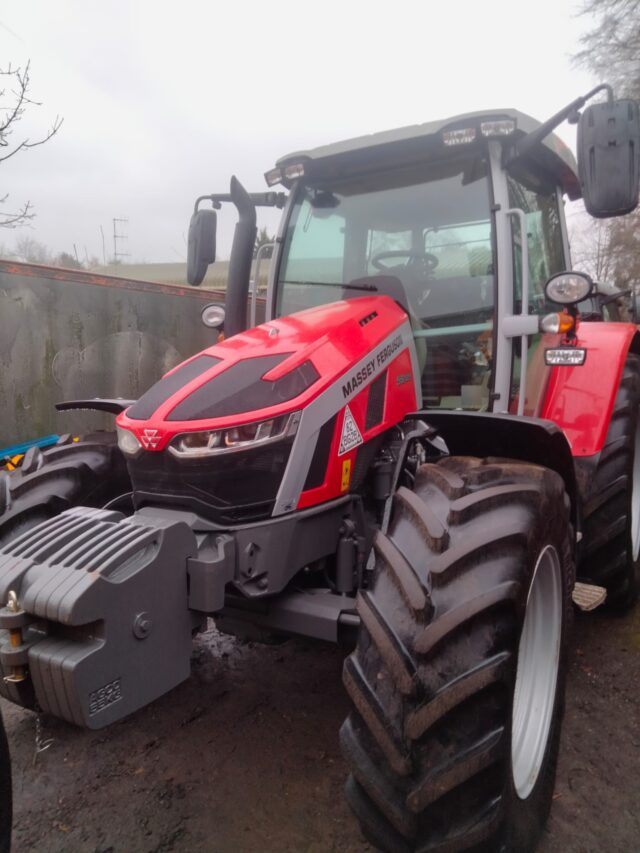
276;108;581;199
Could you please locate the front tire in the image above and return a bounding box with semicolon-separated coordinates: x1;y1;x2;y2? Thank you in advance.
341;456;574;852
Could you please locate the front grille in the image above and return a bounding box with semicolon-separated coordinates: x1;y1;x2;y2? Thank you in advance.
127;439;293;526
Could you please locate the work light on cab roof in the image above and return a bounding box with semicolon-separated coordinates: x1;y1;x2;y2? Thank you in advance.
442;117;516;145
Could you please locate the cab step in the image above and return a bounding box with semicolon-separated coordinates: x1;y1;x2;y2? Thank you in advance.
572;581;607;611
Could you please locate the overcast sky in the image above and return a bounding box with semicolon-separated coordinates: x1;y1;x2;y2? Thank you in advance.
1;1;596;264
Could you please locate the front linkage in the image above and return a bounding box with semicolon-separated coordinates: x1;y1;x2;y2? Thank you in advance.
0;494;372;728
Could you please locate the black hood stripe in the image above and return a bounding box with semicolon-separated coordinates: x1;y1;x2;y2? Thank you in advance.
127;355;221;421
166;353;320;421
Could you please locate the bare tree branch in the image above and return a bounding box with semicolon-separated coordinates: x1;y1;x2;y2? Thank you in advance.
0;115;63;164
574;1;640;98
0;60;63;228
0;200;34;229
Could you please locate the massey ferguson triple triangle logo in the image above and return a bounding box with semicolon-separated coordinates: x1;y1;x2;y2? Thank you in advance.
140;429;162;449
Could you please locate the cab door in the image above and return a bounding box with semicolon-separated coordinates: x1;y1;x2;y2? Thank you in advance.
506;169;568;415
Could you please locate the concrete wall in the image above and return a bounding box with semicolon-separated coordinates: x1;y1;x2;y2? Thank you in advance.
0;261;232;446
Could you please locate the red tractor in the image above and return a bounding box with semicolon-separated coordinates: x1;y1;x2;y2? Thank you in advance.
0;86;639;852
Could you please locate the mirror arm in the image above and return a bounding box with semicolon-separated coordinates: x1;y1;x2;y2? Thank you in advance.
194;191;287;214
194;195;224;212
504;84;615;168
598;289;631;306
190;185;287;332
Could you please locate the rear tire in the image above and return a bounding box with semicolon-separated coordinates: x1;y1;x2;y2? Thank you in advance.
0;432;130;548
580;354;640;609
341;456;574;852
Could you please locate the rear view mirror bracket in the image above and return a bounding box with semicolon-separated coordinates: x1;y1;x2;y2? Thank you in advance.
186;188;288;288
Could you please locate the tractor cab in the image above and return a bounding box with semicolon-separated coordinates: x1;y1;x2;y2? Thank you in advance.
188;88;638;421
266;108;576;414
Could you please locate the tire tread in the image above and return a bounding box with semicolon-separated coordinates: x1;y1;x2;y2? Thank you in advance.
342;456;573;852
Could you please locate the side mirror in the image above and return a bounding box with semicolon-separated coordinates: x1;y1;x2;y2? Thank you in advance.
578;99;640;218
187;209;217;285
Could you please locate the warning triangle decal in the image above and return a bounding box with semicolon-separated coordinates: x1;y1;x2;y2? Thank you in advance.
338;405;363;456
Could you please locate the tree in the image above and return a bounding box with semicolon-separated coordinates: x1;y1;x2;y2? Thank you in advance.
574;1;640;288
54;251;84;270
575;0;640;99
0;60;63;228
570;217;615;281
14;235;49;264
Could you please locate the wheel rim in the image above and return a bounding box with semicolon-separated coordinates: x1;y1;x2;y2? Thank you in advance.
631;421;640;562
511;545;562;800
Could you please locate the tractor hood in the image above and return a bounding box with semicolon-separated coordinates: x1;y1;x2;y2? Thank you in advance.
116;294;419;525
117;295;411;453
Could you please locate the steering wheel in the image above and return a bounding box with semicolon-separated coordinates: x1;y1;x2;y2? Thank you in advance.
372;250;439;275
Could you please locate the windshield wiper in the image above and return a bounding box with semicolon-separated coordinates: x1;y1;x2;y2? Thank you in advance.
281;279;378;292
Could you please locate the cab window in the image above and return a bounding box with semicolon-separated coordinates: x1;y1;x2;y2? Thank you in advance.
276;158;496;411
508;171;566;414
508;173;565;310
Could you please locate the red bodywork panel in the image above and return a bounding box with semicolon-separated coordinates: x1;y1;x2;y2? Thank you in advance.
117;295;418;513
297;345;416;509
542;321;639;457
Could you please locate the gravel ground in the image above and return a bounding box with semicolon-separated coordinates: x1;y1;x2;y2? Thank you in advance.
2;604;640;853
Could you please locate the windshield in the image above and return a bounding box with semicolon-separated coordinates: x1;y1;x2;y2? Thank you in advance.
275;157;495;410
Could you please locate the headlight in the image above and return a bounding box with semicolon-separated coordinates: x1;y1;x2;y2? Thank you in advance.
545;271;593;305
201;303;225;329
117;426;142;456
168;412;301;458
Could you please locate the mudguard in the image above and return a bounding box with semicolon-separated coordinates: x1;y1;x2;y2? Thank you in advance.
541;321;640;457
422;410;577;525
